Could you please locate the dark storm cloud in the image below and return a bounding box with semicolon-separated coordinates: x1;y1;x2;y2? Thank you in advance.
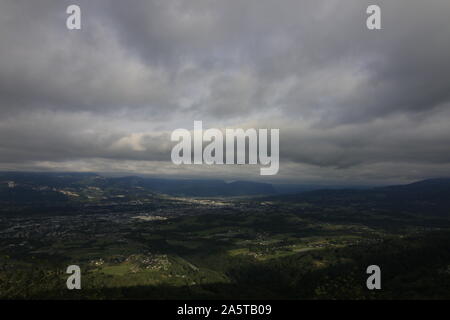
1;0;450;183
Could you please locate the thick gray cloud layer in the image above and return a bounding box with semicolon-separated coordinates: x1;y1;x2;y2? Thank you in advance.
1;0;450;184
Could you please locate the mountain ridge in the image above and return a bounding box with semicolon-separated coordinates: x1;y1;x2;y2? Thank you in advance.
0;172;276;197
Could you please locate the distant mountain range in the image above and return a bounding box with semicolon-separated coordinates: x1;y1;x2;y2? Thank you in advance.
0;172;371;197
0;172;276;198
264;178;450;215
1;172;450;215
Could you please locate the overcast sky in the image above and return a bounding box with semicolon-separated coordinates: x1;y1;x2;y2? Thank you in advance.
1;0;450;185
